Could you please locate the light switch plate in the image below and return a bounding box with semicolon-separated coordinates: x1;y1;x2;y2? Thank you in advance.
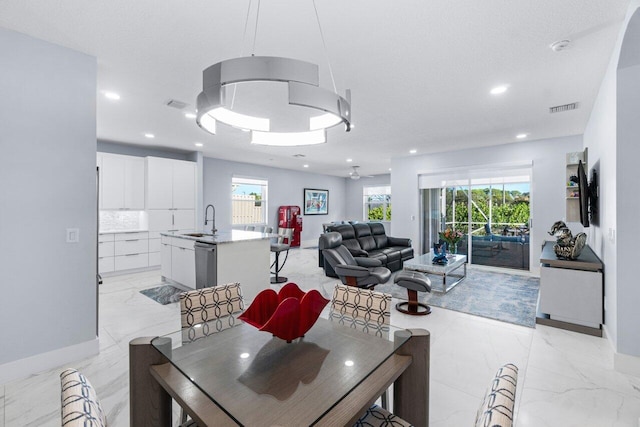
66;228;80;243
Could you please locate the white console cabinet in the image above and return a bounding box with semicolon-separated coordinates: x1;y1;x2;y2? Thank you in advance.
537;241;603;336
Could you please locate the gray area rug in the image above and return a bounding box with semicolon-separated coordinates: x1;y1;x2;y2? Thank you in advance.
140;284;185;305
376;269;539;328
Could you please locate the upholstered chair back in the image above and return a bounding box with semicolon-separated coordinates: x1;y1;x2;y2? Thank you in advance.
60;368;107;427
474;363;519;427
323;245;359;271
180;283;244;341
369;222;389;248
329;284;391;337
353;223;377;251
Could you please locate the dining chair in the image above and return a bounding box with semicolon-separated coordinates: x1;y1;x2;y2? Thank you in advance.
180;282;245;341
178;283;245;424
329;284;395;413
474;363;518;427
60;368;107;427
329;283;391;337
270;227;293;284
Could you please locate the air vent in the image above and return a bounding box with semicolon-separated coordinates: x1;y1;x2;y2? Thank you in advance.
293;154;306;158
166;99;188;110
549;102;579;113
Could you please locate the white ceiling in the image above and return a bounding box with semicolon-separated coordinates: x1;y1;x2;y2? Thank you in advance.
0;0;630;177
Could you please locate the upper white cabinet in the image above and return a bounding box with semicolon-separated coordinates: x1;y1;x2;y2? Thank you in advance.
99;153;145;210
146;157;196;209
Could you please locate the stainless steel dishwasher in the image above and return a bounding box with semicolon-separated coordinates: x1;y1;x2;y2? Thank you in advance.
194;242;217;289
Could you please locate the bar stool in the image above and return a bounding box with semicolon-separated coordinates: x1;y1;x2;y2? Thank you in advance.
270;228;293;284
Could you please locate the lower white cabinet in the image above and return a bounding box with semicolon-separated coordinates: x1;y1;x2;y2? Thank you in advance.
115;253;149;271
172;246;195;289
99;231;154;274
161;236;196;289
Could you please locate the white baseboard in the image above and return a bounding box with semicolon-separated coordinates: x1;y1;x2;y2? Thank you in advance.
0;338;99;385
614;351;640;377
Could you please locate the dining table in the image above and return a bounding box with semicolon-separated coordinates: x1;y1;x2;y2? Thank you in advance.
129;317;429;427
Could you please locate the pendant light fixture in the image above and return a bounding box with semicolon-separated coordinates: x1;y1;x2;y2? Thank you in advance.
196;0;352;146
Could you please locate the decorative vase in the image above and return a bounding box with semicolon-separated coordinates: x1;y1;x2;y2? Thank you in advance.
451;243;458;255
238;282;330;343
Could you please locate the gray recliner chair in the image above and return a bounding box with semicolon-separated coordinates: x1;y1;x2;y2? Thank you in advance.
322;241;391;289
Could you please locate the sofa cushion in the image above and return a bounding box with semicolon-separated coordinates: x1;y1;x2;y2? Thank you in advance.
367;249;388;264
329;224;364;254
398;246;415;260
353;223;377;251
369;222;389;248
379;247;401;262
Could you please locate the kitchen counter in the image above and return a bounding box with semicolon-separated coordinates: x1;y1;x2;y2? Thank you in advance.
160;230;271;301
99;229;148;234
160;229;272;244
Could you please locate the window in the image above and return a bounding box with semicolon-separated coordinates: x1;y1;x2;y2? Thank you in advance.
232;177;268;225
363;185;391;221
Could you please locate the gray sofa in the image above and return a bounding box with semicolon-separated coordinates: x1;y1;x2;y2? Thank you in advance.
319;222;414;277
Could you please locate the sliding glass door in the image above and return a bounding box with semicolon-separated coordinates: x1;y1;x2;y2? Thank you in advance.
421;170;531;271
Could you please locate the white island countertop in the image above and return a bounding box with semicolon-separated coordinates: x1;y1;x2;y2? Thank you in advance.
160;230;273;245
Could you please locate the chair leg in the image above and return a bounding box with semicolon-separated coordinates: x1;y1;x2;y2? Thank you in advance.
381;389;389;410
270;251;288;284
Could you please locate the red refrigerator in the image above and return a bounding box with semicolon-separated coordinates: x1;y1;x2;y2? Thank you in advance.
278;205;302;247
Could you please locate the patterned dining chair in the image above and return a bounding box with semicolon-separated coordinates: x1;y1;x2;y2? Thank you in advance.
60;368;107;427
329;283;391;338
180;282;245;342
329;283;397;414
178;283;245;424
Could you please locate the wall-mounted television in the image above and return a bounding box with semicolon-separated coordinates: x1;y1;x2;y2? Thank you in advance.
576;160;599;227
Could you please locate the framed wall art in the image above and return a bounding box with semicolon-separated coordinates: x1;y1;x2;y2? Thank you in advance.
303;188;329;215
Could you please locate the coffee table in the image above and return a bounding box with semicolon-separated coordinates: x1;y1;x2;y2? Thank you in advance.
403;252;467;293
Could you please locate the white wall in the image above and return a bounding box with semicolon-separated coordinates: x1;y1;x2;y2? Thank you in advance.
203;158;347;244
583;1;640;361
0;29;97;378
390;135;583;271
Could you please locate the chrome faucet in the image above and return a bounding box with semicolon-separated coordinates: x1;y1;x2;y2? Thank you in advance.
205;204;217;234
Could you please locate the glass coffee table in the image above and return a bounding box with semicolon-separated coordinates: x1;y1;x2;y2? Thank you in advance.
403;252;467;293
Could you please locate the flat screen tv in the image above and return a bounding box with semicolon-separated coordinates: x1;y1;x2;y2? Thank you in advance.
577;160;590;227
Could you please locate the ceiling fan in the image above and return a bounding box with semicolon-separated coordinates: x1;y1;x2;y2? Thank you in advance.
349;166;374;180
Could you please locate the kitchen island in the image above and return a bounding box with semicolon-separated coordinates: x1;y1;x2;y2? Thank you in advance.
160;230;271;302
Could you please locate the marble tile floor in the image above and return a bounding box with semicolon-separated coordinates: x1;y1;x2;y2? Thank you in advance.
1;247;639;426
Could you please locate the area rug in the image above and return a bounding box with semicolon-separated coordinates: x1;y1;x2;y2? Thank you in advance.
140;284;185;305
377;269;539;328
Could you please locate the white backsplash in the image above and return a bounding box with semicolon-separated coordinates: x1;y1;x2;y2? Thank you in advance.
100;211;147;232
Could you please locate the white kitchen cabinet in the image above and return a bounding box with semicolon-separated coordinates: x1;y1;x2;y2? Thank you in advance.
98;256;115;274
99;231;152;274
172;246;195;289
146;157;195;209
172;160;196;209
115;253;149;271
174;209;195;230
100;153;145;210
161;241;172;279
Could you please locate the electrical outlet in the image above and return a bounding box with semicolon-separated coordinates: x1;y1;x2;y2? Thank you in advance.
608;228;616;244
66;228;80;243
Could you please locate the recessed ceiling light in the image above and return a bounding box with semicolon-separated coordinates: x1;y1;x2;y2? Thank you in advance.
490;85;508;95
185;113;197;119
409;149;417;154
346;158;353;162
104;91;120;100
389;168;392;171
194;142;203;147
144;133;155;139
516;133;528;139
303;164;309;168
